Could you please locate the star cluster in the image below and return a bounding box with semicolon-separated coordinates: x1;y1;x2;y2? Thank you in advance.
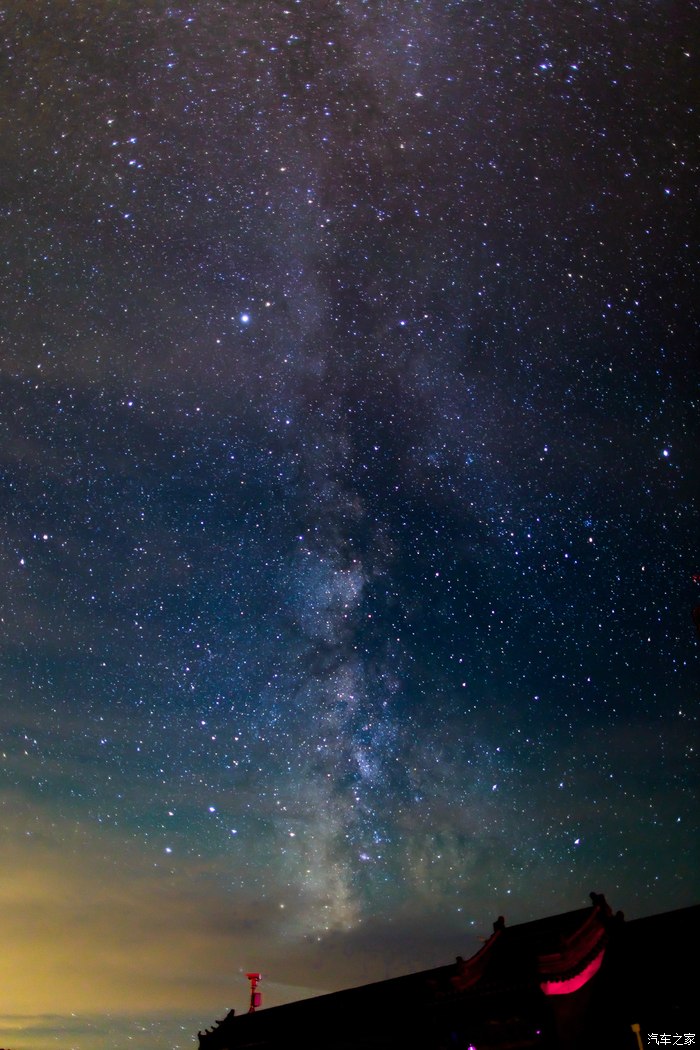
0;2;697;1048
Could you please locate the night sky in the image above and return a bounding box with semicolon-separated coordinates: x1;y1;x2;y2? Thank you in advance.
1;1;698;1048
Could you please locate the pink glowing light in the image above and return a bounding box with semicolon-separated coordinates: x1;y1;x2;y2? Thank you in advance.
540;948;605;995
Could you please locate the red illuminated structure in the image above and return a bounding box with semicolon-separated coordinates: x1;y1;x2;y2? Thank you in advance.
197;894;698;1049
245;973;262;1013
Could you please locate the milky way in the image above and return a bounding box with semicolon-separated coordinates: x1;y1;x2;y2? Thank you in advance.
1;2;697;1048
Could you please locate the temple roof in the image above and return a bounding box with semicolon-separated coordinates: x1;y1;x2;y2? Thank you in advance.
197;894;700;1050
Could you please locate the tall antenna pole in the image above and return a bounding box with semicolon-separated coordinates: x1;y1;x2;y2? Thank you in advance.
245;972;262;1013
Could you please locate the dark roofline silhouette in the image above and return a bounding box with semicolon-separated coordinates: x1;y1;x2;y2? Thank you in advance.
198;892;699;1050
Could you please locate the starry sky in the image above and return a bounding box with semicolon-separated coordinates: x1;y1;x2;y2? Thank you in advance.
1;1;698;1048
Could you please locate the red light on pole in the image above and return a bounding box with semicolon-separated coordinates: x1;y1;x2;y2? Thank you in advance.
245;973;262;1013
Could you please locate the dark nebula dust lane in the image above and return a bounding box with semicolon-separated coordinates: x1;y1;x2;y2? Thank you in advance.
0;1;697;1048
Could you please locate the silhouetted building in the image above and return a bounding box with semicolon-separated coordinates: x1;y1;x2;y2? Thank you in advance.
198;893;699;1049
